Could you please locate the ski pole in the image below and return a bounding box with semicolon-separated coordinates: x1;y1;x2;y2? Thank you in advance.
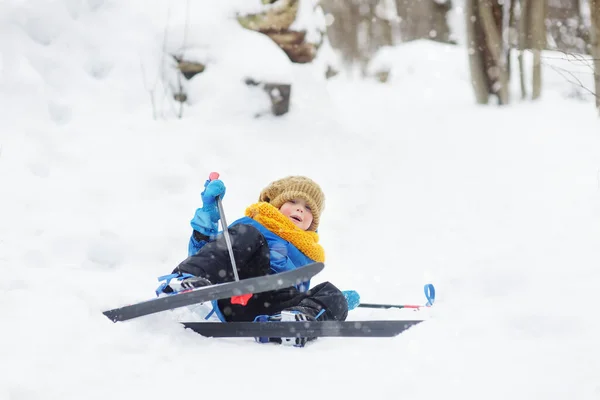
357;284;436;310
358;303;424;310
209;172;238;281
208;172;252;306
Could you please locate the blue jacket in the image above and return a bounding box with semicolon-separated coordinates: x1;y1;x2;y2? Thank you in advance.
188;216;314;292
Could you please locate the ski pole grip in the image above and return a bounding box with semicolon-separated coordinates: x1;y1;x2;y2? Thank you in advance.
424;284;435;306
208;172;223;201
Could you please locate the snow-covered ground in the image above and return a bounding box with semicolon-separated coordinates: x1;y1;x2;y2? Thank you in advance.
1;1;600;399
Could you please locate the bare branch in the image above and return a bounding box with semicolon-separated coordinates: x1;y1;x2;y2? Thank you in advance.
547;64;598;98
140;59;158;120
536;49;598;100
540;50;596;72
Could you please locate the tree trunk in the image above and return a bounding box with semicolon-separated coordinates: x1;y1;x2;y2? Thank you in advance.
320;0;361;65
466;0;491;103
590;0;600;114
529;0;546;99
547;0;586;54
478;0;510;104
361;0;394;75
395;0;452;42
518;0;529;99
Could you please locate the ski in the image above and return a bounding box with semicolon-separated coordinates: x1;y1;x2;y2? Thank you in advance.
103;262;324;323
181;319;423;338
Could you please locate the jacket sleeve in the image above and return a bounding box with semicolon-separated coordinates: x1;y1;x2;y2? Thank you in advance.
188;206;221;256
188;230;210;256
190;208;219;237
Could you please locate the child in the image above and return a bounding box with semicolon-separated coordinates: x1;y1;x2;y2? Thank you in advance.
158;175;348;346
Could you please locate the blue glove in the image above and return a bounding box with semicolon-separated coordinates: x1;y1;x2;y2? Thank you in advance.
342;290;360;311
201;179;226;207
190;179;227;236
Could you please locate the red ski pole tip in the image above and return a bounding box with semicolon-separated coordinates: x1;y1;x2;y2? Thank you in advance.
231;294;253;306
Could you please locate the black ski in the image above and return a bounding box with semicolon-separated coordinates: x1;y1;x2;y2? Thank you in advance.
103;262;324;323
181;320;423;338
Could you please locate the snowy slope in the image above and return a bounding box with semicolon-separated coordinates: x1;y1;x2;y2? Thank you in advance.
1;2;600;399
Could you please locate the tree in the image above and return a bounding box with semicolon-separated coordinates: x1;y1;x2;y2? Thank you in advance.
394;0;452;43
320;0;395;73
466;0;509;104
320;0;453;74
517;0;547;100
590;0;600;114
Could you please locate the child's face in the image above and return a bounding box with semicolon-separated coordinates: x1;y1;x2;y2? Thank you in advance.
279;199;313;231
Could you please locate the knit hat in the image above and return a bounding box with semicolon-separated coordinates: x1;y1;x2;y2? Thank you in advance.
258;176;325;231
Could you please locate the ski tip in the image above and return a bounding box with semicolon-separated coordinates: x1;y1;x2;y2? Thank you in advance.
102;309;121;323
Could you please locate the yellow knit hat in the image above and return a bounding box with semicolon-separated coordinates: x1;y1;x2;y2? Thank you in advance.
258;176;325;231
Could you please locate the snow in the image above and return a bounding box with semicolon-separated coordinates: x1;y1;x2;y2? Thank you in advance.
290;0;327;43
1;1;600;399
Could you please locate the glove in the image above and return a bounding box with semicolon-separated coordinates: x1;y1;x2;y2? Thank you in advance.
342;290;360;310
190;179;227;236
201;179;226;207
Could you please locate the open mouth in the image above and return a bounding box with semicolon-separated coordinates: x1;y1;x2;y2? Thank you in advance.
290;215;302;222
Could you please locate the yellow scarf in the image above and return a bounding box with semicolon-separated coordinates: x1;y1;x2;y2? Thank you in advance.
245;202;325;262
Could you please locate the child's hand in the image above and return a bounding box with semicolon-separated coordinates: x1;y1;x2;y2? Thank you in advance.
342;290;360;310
189;176;226;236
201;179;226;206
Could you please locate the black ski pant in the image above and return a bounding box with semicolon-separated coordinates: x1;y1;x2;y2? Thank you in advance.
174;223;348;322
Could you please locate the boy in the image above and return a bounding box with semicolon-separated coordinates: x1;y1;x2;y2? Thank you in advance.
158;176;348;346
